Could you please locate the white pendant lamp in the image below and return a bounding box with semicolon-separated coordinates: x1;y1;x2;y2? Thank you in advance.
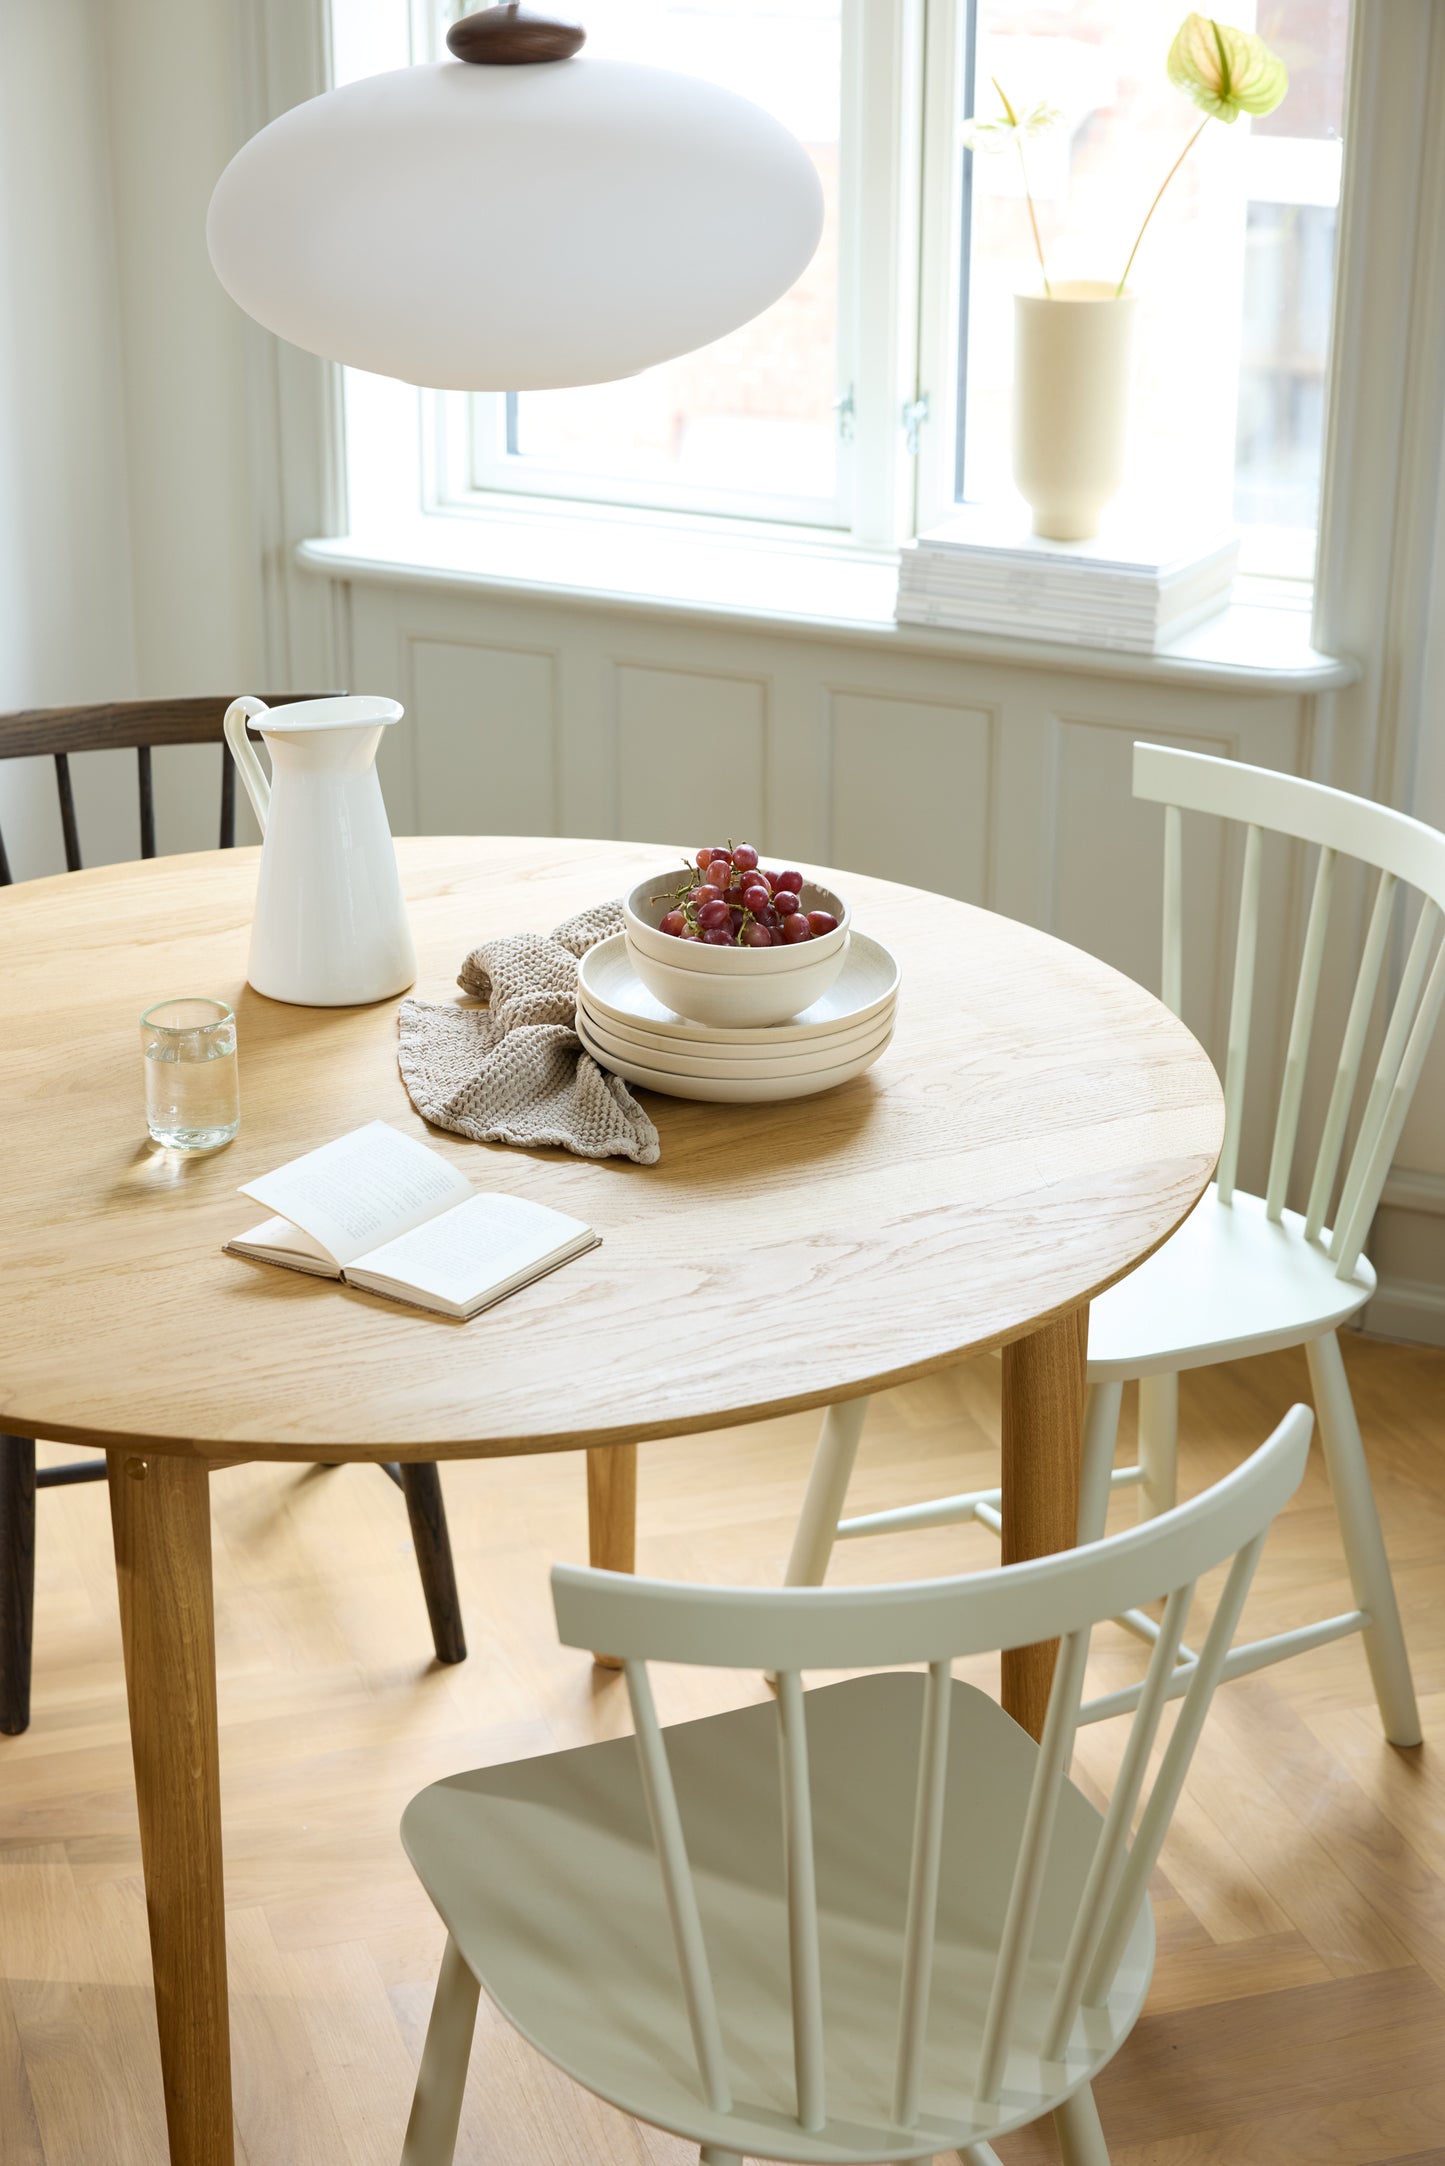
206;4;825;392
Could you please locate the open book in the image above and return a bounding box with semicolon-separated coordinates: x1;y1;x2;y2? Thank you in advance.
225;1121;599;1320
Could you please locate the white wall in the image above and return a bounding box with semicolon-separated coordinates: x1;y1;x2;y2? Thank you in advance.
0;0;262;882
0;2;138;879
105;0;260;697
1365;441;1445;1339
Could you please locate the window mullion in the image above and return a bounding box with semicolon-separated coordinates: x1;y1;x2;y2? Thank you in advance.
914;0;970;537
844;0;927;549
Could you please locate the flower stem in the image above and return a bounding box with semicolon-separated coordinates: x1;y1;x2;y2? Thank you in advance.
992;75;1051;297
1016;140;1052;297
1116;116;1209;298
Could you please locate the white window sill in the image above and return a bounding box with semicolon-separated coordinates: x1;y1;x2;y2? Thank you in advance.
296;504;1358;693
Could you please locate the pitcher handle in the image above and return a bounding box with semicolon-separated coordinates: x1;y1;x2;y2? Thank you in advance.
223;697;272;833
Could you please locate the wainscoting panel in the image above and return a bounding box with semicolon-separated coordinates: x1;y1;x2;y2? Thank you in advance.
405;633;560;838
613;660;767;849
825;689;995;904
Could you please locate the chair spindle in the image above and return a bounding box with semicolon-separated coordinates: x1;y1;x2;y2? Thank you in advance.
1304;868;1397;1242
622;1660;733;2115
777;1669;827;2132
1041;1581;1194;2061
1332;927;1445;1281
137;745;156;858
53;753;82;873
976;1627;1091;2104
220;745;237;849
1330;901;1441;1268
892;1658;954;2130
1083;1530;1267;2003
1161;803;1183;1016
1265;845;1336;1220
1216;823;1262;1205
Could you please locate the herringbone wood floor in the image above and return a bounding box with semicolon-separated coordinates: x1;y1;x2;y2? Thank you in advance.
3;1335;1443;2166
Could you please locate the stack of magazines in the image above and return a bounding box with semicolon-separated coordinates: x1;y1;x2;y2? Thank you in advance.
896;509;1240;653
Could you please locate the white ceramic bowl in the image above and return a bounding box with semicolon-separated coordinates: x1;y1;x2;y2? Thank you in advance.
627;936;849;1028
624;870;850;973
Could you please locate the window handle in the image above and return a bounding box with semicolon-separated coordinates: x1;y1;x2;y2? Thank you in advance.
901;395;930;457
833;386;856;442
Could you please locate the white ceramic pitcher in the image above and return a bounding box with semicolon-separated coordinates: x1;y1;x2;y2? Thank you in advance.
223;695;417;1007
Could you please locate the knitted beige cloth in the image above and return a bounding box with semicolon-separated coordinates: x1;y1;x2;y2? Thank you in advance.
397;900;661;1164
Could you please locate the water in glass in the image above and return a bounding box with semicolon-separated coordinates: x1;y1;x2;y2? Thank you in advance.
141;997;240;1150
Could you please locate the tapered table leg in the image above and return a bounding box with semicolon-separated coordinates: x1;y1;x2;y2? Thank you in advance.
1000;1305;1088;1739
586;1444;637;1670
108;1450;233;2166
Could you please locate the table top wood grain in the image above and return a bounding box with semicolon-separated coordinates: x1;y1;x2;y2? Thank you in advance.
0;836;1223;1461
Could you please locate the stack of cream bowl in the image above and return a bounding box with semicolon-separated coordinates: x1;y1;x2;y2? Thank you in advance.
572;872;899;1102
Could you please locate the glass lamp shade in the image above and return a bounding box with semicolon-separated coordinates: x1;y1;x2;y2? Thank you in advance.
206;58;825;392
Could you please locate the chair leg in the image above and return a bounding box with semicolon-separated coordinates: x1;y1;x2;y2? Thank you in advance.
399;1465;467;1666
0;1436;36;1736
699;2150;743;2166
1076;1383;1123;1544
1054;2080;1112;2166
1306;1331;1421;1748
783;1398;870;1590
401;1934;481;2166
1137;1372;1179;1519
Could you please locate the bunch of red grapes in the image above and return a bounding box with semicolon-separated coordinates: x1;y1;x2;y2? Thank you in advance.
654;843;841;948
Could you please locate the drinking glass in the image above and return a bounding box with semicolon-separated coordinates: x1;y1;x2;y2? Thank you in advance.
141;997;240;1150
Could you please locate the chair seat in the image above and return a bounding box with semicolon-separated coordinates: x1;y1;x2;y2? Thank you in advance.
402;1673;1153;2163
1086;1187;1375;1382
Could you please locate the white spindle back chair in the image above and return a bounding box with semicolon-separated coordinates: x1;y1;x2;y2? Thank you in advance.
398;1410;1311;2166
777;746;1442;1748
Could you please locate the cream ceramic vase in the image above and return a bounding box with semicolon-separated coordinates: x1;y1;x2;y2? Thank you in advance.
1012;282;1138;541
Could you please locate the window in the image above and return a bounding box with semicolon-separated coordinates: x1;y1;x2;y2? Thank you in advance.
333;0;1350;587
470;2;849;529
948;0;1349;579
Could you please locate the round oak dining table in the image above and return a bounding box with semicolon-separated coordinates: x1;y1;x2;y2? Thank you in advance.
0;835;1221;2166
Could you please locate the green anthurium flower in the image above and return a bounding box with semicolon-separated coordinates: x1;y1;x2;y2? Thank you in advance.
961;87;1061;155
962;80;1061;294
1115;15;1289;292
1167;14;1289;123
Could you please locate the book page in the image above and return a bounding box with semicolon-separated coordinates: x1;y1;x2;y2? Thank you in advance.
346;1192;593;1309
239;1121;474;1269
226;1217;338;1272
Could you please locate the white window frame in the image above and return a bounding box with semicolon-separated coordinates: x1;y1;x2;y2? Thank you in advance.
325;0;1363;595
405;0;930;550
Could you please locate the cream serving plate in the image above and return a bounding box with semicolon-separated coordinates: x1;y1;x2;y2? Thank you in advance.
576;1010;894;1103
577;992;895;1068
578;1003;896;1079
578;931;900;1045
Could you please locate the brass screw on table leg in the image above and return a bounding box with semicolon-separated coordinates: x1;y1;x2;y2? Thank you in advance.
125;1458;148;1483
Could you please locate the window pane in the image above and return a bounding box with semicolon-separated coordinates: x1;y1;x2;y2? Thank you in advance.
486;0;843;523
959;0;1347;573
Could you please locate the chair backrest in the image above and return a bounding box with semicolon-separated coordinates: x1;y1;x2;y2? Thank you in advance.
0;694;339;882
1134;742;1445;1280
551;1407;1311;2142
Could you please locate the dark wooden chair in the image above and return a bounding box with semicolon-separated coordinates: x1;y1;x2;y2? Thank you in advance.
0;696;466;1734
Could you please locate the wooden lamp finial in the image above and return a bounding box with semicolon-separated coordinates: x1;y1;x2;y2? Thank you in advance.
446;5;586;65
